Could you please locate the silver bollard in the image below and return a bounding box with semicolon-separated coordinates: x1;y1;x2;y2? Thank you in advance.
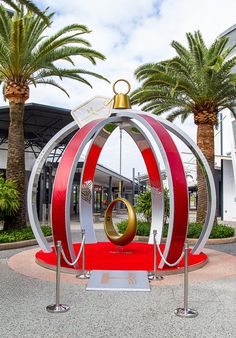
175;242;198;318
46;241;70;313
76;229;90;279
148;230;163;281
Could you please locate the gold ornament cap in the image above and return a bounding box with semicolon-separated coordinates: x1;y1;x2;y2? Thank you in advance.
112;79;131;109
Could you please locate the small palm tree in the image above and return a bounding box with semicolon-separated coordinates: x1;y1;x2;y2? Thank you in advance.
131;31;236;223
136;188;170;224
0;4;108;229
0;175;19;222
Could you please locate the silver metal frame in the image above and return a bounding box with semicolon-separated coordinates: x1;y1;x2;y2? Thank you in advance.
27;121;78;252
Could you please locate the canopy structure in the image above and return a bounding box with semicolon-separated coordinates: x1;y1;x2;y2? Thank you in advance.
0;103;73;160
0;103;136;222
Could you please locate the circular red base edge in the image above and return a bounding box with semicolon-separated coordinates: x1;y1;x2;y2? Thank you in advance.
35;242;208;276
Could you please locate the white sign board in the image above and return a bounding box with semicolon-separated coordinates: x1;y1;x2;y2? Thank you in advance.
71;96;113;128
86;270;150;292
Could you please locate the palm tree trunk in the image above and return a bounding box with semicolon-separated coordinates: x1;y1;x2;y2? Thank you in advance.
196;123;215;224
4;101;26;229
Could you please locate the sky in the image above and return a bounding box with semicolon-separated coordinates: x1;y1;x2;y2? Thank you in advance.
2;0;236;178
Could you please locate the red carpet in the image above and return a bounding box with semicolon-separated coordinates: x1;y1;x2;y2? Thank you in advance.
35;242;207;273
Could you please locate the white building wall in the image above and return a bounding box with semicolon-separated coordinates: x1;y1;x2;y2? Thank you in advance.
0;144;8;169
0;143;38;171
222;159;236;221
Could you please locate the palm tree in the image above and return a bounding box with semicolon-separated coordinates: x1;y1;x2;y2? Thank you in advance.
131;31;236;224
0;4;108;229
2;0;49;24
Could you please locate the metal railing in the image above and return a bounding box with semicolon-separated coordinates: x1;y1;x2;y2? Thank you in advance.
46;230;88;313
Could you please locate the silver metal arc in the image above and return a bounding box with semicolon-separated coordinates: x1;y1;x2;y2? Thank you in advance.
27;121;78;252
155;116;216;254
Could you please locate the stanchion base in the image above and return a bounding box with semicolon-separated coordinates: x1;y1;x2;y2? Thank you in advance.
76;271;90;279
46;304;70;313
148;272;163;281
174;308;198;318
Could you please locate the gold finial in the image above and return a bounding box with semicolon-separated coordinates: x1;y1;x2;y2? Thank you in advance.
112;79;131;109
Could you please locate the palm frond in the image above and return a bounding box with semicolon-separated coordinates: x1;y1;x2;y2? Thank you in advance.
2;0;50;25
133;30;236;120
167;108;192;122
35;78;70;96
0;4;108;97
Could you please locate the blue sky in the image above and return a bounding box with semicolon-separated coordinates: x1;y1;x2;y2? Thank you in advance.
2;0;236;177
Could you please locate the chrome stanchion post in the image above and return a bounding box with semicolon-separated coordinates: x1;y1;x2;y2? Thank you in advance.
175;242;198;318
148;230;163;281
46;241;70;313
76;229;90;279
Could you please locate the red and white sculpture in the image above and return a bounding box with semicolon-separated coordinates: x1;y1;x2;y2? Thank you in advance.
27;96;216;269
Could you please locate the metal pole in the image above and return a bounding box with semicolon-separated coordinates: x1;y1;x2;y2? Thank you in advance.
153;230;157;278
76;229;90;279
46;241;70;313
148;230;163;281
175;242;198;318
184;242;188;310
220;112;223;156
118;127;123;201
119;127;122;179
132;167;135;206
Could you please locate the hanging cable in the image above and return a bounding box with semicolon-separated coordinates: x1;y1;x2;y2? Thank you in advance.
156;242;185;267
61;235;85;266
119;126;122;198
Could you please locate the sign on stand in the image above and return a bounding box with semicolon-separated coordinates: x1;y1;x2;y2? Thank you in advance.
86;270;150;292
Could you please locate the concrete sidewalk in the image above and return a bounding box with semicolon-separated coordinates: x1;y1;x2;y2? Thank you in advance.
1;229;236;338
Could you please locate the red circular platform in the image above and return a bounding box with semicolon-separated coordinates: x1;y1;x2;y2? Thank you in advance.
35;242;208;275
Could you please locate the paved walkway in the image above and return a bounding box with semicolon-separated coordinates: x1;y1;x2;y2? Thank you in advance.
1;228;236;337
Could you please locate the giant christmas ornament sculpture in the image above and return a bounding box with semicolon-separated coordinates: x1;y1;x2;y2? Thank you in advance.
28;80;216;270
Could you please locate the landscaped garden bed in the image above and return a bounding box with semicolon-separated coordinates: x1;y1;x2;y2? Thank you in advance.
116;220;235;240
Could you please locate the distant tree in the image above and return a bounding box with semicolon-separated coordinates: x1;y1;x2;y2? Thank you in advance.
132;31;236;223
136;188;170;224
0;4;108;229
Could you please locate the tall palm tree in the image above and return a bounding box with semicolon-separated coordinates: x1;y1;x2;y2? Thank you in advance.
131;31;236;224
2;0;49;24
0;4;108;229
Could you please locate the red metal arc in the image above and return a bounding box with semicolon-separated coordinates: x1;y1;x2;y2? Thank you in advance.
51;120;102;265
140;114;188;267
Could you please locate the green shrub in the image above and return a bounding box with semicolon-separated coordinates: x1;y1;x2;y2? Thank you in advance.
187;223;202;238
187;223;234;238
117;220;168;237
0;176;20;220
0;225;52;243
116;220;234;239
209;224;234;239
